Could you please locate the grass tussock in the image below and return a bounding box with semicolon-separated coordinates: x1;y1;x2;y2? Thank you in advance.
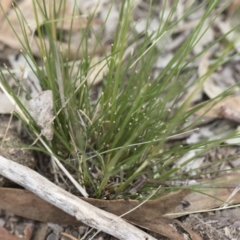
0;0;238;199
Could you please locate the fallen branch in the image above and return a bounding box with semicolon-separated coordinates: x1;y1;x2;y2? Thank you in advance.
0;155;156;240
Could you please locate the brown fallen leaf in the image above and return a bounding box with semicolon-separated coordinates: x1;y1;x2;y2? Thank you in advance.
23;224;34;240
0;173;240;234
219;105;240;123
2;173;240;238
228;0;240;11
0;188;189;224
61;232;78;240
166;172;240;218
128;218;202;240
3;171;240;239
31;223;48;240
0;0;12;22
194;95;240;119
0;188;192;239
0;226;21;240
0;0;101;59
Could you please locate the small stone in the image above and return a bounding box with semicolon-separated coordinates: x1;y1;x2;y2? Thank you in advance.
46;232;56;240
79;226;87;236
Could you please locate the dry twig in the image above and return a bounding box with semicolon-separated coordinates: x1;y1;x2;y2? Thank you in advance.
0;155;156;240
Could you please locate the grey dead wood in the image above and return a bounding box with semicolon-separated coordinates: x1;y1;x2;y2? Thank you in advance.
0;155;156;240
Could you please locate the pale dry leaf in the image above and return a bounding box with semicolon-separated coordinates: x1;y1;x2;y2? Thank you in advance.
186;126;214;144
171;72;200;107
0;92;15;113
175;0;184;25
134;18;147;34
0;0;40;49
87;56;109;86
195;95;240;119
155;53;173;69
0;226;20;240
199;48;230;100
174;52;209;106
134;17;171;50
219;105;240;123
176;150;205;175
8;54;42;98
0;0;12;22
48;223;63;234
27;90;54;141
23;224;34;240
100;2;119;42
174;0;194;25
186;121;232;144
193;20;214;54
77;0;113;15
31;223;48;240
61;232;78;240
0;0;89;58
225;126;240;145
217;18;240;52
166;30;191;51
166;172;240;218
160;0;171;22
198;51;211;79
203;68;238;99
57;0;88;31
204;73;229;99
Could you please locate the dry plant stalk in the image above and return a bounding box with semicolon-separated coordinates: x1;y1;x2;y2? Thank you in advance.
0;155;156;240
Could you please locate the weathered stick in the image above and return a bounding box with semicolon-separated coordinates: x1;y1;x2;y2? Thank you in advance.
0;155;156;240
